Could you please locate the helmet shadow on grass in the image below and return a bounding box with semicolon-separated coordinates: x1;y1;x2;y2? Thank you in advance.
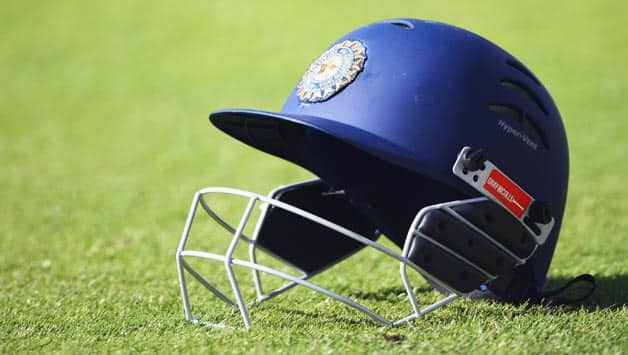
349;275;627;311
266;286;433;327
270;306;374;327
268;274;623;326
308;274;625;314
545;274;627;311
347;285;432;302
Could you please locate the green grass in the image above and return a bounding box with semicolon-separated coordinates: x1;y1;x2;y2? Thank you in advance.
1;0;627;353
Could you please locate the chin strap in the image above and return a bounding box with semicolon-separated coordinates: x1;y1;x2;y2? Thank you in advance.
470;264;596;307
536;274;596;306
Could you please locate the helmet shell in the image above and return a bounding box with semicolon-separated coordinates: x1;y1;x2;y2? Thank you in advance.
210;19;568;289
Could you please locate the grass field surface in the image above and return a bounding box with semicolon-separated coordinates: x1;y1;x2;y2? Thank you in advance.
1;0;627;353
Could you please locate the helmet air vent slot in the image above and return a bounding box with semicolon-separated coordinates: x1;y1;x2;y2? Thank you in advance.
389;20;414;30
488;103;520;120
521;116;546;148
500;79;548;115
506;59;541;85
488;103;547;148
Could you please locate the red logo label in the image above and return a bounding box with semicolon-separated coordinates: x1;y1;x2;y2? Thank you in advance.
483;169;532;218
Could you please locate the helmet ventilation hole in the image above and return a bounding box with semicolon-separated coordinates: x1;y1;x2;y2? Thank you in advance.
437;221;447;232
488;103;547;148
501;79;548;115
467;239;476;248
488;103;520;120
389;20;414;30
506;59;541;85
423;253;433;263
521;118;546;146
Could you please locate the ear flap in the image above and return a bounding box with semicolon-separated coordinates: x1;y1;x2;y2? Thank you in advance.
255;180;379;274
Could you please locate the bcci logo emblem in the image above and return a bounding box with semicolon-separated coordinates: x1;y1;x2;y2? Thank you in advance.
297;40;367;103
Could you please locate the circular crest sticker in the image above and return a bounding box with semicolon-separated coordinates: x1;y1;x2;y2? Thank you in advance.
297;40;367;103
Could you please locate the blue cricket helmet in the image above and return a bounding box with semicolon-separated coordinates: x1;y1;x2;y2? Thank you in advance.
209;19;570;302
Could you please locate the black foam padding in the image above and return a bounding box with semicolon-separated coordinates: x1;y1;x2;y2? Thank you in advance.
452;201;536;258
409;238;487;294
418;210;518;276
256;180;378;274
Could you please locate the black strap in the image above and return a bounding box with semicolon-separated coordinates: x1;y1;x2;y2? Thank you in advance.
537;274;596;306
469;269;596;307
